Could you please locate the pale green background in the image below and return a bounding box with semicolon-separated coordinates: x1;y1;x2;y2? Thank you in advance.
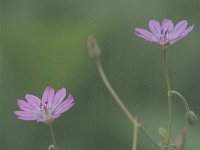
1;0;200;149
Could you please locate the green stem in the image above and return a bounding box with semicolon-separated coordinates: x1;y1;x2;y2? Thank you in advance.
163;50;172;91
48;123;59;150
96;60;137;125
171;91;190;112
132;124;139;150
163;49;173;150
95;59;161;150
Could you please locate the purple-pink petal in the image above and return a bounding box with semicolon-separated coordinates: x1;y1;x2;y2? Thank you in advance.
42;86;55;105
17;100;39;113
55;103;75;115
54;102;74;115
135;28;157;42
170;20;188;39
170;25;194;44
25;94;41;111
51;87;66;109
179;24;194;37
161;19;174;32
148;20;161;38
53;95;74;112
14;111;38;118
17;116;36;121
52;114;61;119
53;95;74;114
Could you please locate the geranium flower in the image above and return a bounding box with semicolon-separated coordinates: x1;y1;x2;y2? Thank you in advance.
135;19;194;46
14;86;74;123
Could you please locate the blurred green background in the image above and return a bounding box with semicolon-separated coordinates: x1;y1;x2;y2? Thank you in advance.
1;0;200;149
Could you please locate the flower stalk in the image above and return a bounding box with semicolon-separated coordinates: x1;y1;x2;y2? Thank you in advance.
48;123;59;150
170;91;190;112
163;49;173;150
162;49;198;148
132;124;140;150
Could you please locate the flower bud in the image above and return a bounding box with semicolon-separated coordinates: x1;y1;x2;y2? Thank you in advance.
48;145;55;150
158;127;168;142
185;111;198;126
88;35;101;58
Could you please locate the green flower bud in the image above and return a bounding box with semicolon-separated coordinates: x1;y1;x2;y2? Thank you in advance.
158;127;168;142
48;145;55;150
185;111;198;126
88;35;101;58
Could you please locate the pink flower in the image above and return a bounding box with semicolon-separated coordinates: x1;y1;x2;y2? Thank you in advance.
14;86;74;123
135;19;194;46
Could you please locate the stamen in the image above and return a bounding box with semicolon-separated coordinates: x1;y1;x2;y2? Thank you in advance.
40;103;43;111
44;105;49;116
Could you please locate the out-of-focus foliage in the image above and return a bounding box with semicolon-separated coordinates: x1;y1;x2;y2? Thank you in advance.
1;0;200;150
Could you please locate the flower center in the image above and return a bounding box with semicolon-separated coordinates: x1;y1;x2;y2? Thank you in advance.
43;101;54;123
160;29;170;45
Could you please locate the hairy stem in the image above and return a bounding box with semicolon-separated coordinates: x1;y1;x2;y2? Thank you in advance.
95;59;161;150
96;60;137;124
163;49;173;150
48;123;59;150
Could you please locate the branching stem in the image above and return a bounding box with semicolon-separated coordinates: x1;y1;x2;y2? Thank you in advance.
95;58;161;150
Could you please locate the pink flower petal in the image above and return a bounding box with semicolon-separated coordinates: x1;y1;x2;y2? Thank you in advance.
148;20;161;38
54;102;75;115
14;111;38;118
17;116;36;121
180;24;194;37
161;19;174;32
135;28;158;42
171;20;188;39
51;87;66;109
170;25;194;44
52;114;61;119
25;94;41;111
53;95;74;115
17;100;39;113
42;86;55;106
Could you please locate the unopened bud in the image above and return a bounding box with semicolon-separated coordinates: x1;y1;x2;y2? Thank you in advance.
48;145;55;150
158;127;168;142
185;111;198;126
88;35;101;58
